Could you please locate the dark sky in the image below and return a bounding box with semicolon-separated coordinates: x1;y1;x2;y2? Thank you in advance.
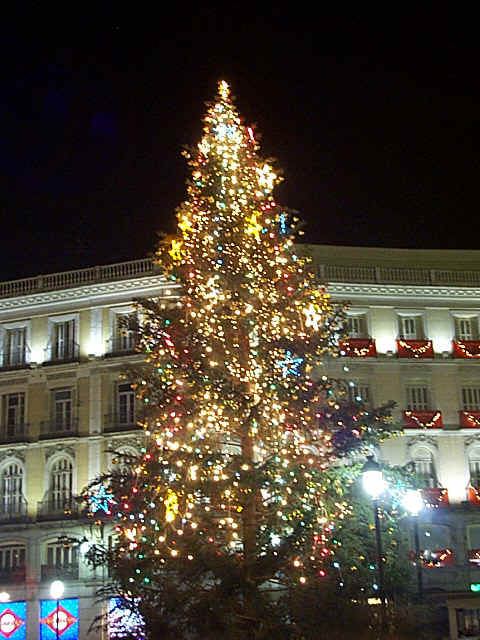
1;11;479;282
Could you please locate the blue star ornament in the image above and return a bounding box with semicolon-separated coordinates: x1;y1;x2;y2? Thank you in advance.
278;350;304;378
89;485;115;514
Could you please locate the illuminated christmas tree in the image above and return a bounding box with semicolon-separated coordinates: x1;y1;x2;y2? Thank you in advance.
89;82;397;639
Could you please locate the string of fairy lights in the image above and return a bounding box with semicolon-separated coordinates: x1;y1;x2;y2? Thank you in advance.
86;81;402;604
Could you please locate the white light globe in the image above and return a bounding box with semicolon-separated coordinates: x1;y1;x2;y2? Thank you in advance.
50;580;64;600
362;469;385;498
403;489;423;516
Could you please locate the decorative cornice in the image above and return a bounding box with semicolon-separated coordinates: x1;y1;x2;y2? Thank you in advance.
44;444;76;460
0;448;25;463
407;434;438;451
327;282;480;301
0;276;181;313
465;434;480;448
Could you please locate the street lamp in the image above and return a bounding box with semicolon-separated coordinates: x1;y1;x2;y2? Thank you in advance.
50;580;64;640
402;488;424;601
0;592;10;603
362;456;387;619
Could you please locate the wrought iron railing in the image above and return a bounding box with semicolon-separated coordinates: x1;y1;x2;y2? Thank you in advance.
40;418;79;439
41;564;79;581
0;496;28;521
105;333;140;356
0;345;31;371
44;340;80;364
0;566;26;583
103;413;141;433
37;496;79;520
0;423;30;443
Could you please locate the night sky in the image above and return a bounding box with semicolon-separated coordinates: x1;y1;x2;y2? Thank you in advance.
1;12;479;282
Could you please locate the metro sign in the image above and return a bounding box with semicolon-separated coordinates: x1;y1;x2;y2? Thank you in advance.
0;609;24;639
41;605;77;636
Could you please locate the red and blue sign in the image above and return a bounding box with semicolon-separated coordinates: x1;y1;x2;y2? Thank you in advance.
40;599;78;640
0;601;26;640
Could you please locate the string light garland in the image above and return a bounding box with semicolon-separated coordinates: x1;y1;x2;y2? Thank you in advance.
91;81;399;636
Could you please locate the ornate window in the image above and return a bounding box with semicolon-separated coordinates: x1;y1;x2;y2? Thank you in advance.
469;447;480;488
406;386;431;411
346;314;367;338
49;457;73;510
455;317;478;341
117;383;135;425
399;315;424;340
0;461;25;516
0;543;26;574
411;445;438;488
463;387;480;411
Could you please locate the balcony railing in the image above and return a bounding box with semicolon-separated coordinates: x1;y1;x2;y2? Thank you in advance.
104;413;141;433
40;418;79;439
397;339;434;358
403;410;443;429
339;338;376;357
44;340;80;365
0;497;28;522
37;496;79;520
105;333;140;357
0;258;156;299
41;564;79;581
0;566;26;584
0;345;31;371
0;423;30;444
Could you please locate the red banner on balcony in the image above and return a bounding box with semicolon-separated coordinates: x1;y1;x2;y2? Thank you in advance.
422;487;449;508
397;339;434;358
453;340;480;358
403;410;443;429
469;548;480;564
339;338;376;357
421;548;455;568
460;411;480;428
469;487;480;505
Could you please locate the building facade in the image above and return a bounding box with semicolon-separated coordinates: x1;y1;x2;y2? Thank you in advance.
0;259;177;640
2;246;480;639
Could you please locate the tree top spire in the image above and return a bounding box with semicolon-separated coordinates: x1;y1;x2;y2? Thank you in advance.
218;79;231;100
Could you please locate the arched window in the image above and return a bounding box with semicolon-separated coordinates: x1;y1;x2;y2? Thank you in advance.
469;447;480;488
49;458;73;511
0;461;25;518
411;446;437;488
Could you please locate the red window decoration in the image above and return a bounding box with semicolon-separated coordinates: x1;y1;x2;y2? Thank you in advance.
339;338;376;357
469;487;480;505
397;339;434;358
453;340;480;359
469;549;480;564
422;487;449;508
403;410;443;429
421;548;455;568
460;411;480;428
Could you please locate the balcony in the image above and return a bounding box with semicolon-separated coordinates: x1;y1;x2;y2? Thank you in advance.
44;340;80;365
105;333;140;357
37;496;79;520
422;487;449;509
0;423;30;444
104;413;141;433
421;548;455;568
453;339;480;359
0;497;28;522
339;338;376;357
0;566;26;584
397;339;434;358
40;418;79;440
403;410;443;429
0;345;31;371
41;564;79;581
460;411;480;428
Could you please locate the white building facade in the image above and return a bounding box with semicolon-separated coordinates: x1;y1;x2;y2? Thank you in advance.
1;245;480;639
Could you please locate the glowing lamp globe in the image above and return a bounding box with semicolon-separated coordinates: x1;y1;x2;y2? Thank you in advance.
50;580;64;600
403;489;423;516
362;457;384;499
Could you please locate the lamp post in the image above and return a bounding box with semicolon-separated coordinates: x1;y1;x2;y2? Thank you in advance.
402;488;424;601
362;456;387;624
50;580;64;640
